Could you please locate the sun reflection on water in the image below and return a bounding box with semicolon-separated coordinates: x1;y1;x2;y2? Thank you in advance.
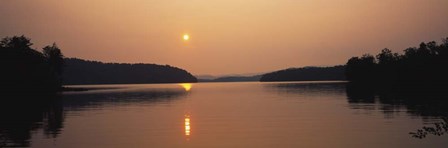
185;114;191;137
179;83;192;91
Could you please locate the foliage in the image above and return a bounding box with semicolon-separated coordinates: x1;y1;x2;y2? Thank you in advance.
260;66;346;82
43;43;64;75
0;35;197;92
0;35;64;93
199;75;262;82
62;58;197;85
345;37;448;88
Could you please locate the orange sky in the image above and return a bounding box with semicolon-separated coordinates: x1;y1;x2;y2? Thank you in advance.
1;0;448;75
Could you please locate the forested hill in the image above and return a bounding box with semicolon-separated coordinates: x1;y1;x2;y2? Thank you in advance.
199;75;262;82
259;66;346;82
345;37;448;86
62;58;197;85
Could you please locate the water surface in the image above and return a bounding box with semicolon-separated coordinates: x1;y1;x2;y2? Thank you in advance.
1;82;447;147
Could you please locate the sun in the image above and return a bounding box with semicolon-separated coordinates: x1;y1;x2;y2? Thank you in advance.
183;34;190;41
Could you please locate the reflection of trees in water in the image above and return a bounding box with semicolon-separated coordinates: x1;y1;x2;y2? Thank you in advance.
346;83;448;117
0;88;188;147
265;82;448;139
346;83;448;139
62;88;188;111
0;94;63;147
264;82;346;96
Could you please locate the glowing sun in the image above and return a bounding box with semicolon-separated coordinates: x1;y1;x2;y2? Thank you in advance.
183;34;190;41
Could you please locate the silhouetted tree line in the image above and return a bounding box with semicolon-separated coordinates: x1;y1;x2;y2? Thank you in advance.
0;36;64;93
1;35;197;90
260;66;346;82
346;37;448;91
63;58;197;85
199;75;262;82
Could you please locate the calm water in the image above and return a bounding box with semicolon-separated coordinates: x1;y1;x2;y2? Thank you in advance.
1;82;447;147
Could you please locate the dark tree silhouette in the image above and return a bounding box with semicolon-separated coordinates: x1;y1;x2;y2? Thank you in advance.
1;35;197;92
345;54;376;83
43;43;65;86
376;48;400;65
345;37;448;92
62;58;197;85
0;35;33;50
260;66;346;82
0;35;64;93
200;75;262;82
43;43;64;75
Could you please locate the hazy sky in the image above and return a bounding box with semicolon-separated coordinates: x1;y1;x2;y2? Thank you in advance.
1;0;448;75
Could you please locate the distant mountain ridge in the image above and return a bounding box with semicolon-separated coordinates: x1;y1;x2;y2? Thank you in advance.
62;58;197;85
198;75;262;82
260;66;346;82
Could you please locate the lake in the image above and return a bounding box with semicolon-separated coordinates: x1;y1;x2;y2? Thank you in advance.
1;82;447;147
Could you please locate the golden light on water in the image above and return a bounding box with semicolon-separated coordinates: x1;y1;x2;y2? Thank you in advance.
183;34;190;41
179;83;192;91
185;115;191;136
